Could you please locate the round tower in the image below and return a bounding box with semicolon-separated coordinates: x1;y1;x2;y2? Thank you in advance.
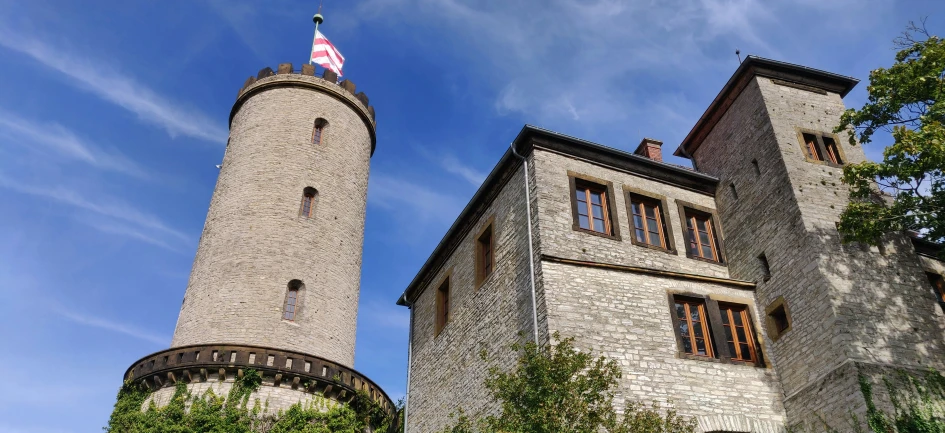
122;64;392;415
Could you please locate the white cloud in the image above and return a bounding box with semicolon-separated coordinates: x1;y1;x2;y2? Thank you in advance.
0;111;147;178
0;28;228;144
0;175;192;247
368;173;466;226
52;306;168;346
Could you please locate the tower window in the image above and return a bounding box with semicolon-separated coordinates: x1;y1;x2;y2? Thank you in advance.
475;222;494;286
312;118;328;145
751;159;761;176
758;253;771;281
765;297;792;341
684;210;720;262
283;280;303;321
719;303;758;363
435;276;451;336
729;183;738;200
798;129;845;166
629;195;668;249
673;297;714;357
300;187;317;218
926;272;945;303
569;175;618;238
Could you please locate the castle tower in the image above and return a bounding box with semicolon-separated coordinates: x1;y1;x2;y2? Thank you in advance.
122;63;393;415
675;56;945;430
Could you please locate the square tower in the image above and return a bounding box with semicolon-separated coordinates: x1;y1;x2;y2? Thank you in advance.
674;57;945;430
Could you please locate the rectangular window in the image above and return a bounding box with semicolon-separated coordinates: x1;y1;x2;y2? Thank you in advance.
720;304;758;363
823;136;843;165
799;130;844;166
759;253;771;281
283;288;298;321
629;196;667;249
435;277;450;336
685;211;719;261
673;298;714;357
574;181;612;235
475;223;494;286
802;133;824;161
927;273;945;303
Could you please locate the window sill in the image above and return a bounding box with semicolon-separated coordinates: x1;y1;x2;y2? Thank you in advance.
684;254;727;267
630;240;677;255
281;319;300;327
675;352;764;368
572;226;621;241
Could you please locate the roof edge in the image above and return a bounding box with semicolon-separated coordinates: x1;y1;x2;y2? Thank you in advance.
673;56;859;158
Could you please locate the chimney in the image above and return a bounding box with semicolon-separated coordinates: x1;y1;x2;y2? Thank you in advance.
634;138;664;162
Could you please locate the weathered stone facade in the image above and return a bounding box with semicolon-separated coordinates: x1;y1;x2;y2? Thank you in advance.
123;64;394;416
400;57;945;432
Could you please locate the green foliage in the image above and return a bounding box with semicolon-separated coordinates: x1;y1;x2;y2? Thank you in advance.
835;20;945;248
854;368;945;433
440;333;695;433
104;369;401;433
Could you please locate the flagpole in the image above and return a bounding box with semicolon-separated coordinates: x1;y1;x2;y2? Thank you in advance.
311;12;323;66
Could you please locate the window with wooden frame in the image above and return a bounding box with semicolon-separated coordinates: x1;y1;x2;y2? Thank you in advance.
300;187;317;218
475;222;495;286
283;280;303;321
926;272;945;303
312;118;328;145
684;210;720;262
629;194;669;249
673;298;714;357
435;277;451;336
719;304;758;363
798;129;845;166
573;179;613;235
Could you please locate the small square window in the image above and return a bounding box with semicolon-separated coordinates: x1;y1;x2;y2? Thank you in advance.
672;297;714;357
435;276;451;336
629;195;669;250
798;129;845;166
765;297;792;341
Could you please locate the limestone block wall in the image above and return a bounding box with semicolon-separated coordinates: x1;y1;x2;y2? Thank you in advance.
406;158;545;433
691;74;945;428
531;148;728;279
541;261;786;432
146;380;340;415
171;73;374;368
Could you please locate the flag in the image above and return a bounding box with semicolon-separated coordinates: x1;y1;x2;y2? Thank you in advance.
310;30;345;76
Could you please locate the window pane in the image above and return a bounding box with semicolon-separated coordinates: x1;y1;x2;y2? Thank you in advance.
736;326;748;342
577;201;588;216
635;229;646;243
696;218;709;233
646;218;659;235
590;192;602;205
740;343;751;358
721;311;730;326
701;244;715;259
633;215;644;229
693;322;704;339
644;205;656;219
681;336;693;354
723;325;733;341
695;338;708;355
631;202;641;215
591;204;604;219
576;189;587;202
689;307;701;323
593;218;604;233
698;230;711;246
675;303;686;319
732;311;744;326
728;342;738;357
579;215;590;229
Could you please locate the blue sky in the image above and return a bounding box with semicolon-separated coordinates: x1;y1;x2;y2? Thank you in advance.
0;0;943;431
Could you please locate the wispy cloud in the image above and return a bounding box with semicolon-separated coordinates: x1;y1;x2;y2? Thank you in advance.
368;173;466;227
412;145;488;187
0;111;147;178
0;174;192;248
0;28;227;144
52;306;168;346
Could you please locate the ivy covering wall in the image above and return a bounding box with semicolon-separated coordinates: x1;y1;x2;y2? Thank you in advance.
105;369;401;433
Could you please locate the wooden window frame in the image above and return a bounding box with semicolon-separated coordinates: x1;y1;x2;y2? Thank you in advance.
926;272;945;303
624;186;676;254
667;293;766;367
434;274;451;337
795;128;846;168
300;188;317;218
671;296;715;358
567;172;620;240
312;118;328;145
719;303;758;363
676;200;725;264
283;280;304;322
475;217;496;288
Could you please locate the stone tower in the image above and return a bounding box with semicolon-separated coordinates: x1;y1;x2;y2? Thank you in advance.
122;63;393;415
675;56;945;430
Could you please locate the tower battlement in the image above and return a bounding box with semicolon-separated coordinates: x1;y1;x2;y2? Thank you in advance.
238;63;375;122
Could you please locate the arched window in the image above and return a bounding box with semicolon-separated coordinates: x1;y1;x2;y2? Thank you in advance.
300;187;317;218
312;118;328;145
283;280;304;321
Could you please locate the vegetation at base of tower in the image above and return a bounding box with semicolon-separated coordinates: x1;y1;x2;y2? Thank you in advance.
797;367;945;433
438;333;695;433
835;19;945;249
105;368;402;432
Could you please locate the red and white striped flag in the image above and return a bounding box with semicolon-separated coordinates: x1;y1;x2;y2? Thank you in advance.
310;30;345;76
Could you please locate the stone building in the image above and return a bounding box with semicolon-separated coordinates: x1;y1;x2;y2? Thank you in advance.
397;56;945;432
121;63;395;416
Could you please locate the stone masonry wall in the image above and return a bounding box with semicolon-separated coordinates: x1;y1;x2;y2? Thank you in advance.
692;75;945;429
406;155;545;433
146;380;340;415
541;261;787;432
171;74;374;368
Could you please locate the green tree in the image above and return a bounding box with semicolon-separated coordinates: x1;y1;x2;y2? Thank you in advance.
835;20;945;248
441;334;695;433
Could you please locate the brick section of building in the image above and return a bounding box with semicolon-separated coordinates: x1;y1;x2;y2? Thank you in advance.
400;57;945;433
171;72;374;368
